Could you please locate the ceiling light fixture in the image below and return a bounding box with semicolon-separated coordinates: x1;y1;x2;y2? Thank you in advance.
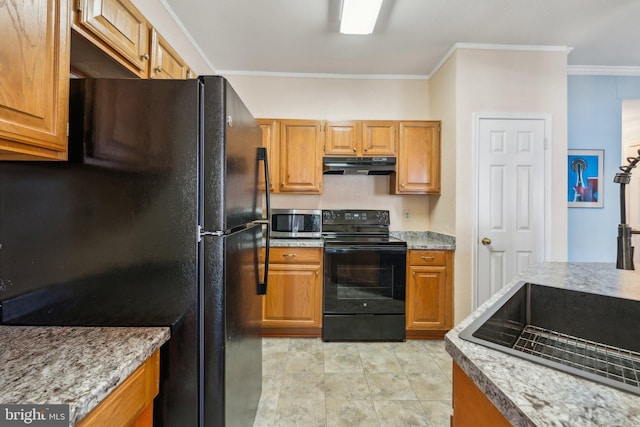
339;0;383;35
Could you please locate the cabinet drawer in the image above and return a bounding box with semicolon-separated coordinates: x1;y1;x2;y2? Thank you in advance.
409;250;447;266
270;247;322;264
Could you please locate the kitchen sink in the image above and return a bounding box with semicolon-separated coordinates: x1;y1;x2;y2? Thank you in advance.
459;281;640;396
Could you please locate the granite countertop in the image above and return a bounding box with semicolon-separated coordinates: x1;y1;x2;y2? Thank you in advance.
0;326;170;426
445;263;640;426
390;231;456;250
269;231;455;250
269;238;324;247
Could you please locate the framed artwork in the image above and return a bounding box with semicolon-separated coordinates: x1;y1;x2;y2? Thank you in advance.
567;149;604;208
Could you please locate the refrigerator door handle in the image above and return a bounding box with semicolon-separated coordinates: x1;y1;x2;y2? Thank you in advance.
257;147;270;295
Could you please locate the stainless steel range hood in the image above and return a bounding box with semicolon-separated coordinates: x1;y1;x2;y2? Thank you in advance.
322;156;396;175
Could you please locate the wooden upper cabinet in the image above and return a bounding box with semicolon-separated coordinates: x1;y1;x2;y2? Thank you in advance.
325;121;362;156
362;120;396;156
392;121;441;194
149;28;189;79
279;119;323;194
73;0;150;78
324;120;395;156
0;0;70;160
257;119;279;193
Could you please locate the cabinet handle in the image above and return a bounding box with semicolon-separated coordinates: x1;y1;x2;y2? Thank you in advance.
141;53;149;61
282;253;296;258
421;256;435;260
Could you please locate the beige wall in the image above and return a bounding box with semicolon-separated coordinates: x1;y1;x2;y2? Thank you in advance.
430;48;569;324
225;75;433;231
427;53;458;237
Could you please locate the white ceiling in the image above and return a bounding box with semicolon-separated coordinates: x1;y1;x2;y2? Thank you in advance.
163;0;640;77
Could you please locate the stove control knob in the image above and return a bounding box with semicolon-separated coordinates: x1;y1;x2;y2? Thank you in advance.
361;213;367;220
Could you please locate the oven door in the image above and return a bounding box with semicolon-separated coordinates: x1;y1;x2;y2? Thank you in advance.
323;244;406;314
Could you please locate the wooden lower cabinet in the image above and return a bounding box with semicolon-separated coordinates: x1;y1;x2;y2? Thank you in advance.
77;349;160;427
452;362;511;427
262;247;323;337
406;250;454;338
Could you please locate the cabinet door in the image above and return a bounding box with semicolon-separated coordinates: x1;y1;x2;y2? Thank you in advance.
257;119;279;193
0;0;70;160
406;265;448;330
362;120;396;156
394;121;441;194
74;0;150;78
262;263;321;328
325;121;361;156
279;120;323;194
149;28;189;79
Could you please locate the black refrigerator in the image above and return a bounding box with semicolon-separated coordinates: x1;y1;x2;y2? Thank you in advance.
0;76;270;427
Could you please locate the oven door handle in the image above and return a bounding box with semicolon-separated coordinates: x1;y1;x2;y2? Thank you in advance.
324;245;407;253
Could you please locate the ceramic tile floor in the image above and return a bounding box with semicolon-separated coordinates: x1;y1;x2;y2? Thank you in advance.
253;338;453;427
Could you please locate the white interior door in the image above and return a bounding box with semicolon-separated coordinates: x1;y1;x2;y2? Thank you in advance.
476;118;546;307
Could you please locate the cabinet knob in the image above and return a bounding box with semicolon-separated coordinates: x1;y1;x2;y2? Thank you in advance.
156;65;163;72
141;53;149;61
364;147;368;152
281;182;284;187
353;147;357;152
401;184;405;188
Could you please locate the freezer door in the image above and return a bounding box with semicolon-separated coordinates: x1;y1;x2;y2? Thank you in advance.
201;76;263;233
202;223;263;427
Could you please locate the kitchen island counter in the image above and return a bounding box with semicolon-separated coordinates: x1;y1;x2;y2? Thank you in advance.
445;262;640;426
0;326;170;426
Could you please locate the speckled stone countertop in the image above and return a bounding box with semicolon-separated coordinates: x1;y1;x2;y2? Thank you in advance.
269;232;455;250
0;326;170;426
390;231;456;250
269;238;324;247
445;263;640;426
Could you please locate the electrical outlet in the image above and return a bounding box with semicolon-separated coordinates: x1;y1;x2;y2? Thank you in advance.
404;209;410;221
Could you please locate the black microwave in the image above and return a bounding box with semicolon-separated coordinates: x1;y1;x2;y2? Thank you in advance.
270;209;322;238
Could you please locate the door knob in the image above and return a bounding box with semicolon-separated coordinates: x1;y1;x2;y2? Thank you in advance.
481;237;492;245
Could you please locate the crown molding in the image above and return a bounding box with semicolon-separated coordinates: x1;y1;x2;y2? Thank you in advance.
218;70;429;80
567;65;640;76
428;43;571;78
